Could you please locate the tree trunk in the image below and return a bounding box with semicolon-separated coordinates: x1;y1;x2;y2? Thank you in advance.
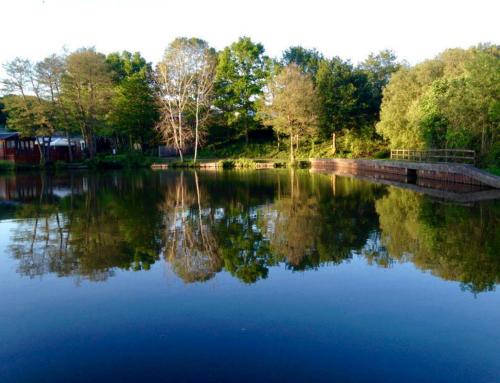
178;111;184;162
194;97;200;163
245;120;249;146
289;135;294;163
66;131;73;162
332;133;336;156
36;137;46;166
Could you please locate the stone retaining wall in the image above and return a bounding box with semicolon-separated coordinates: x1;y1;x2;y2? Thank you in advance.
310;158;500;189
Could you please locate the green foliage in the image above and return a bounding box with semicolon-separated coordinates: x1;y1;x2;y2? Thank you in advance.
0;160;15;171
486;166;500;176
1;41;496;167
214;37;271;143
218;158;259;168
281;46;324;78
316;57;375;139
62;48;114;157
105;51;158;150
259;64;319;161
85;152;156;169
377;44;499;166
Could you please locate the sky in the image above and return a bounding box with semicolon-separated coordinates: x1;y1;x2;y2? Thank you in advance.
1;0;499;67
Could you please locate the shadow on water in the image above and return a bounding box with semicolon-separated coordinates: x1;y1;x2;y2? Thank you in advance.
0;169;499;293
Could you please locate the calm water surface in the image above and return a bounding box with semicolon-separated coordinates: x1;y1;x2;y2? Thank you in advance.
0;170;499;383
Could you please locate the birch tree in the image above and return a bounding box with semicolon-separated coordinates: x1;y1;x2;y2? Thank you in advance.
191;46;216;162
155;38;215;162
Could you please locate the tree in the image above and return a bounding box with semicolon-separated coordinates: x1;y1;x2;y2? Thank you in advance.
316;57;371;138
36;54;78;161
359;49;401;122
190;45;216;162
0;98;6;128
62;48;114;158
214;36;270;144
259;64;319;162
376;45;499;165
1;58;58;164
155;38;215;161
281;46;324;79
106;51;158;151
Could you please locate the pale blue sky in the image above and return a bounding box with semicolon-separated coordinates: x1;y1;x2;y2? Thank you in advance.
2;0;499;66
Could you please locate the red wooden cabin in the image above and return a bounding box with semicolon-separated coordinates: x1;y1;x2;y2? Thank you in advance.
0;131;39;163
0;130;84;164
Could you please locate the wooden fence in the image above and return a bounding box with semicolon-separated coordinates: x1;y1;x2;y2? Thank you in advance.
390;149;476;164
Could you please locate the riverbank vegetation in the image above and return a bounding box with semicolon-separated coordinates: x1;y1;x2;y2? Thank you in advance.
1;39;498;168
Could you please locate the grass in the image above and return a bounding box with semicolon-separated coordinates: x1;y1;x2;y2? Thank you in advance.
485;166;500;176
85;152;160;169
0;160;42;172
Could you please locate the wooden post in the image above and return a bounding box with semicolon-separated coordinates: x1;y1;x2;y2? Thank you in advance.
332;133;336;156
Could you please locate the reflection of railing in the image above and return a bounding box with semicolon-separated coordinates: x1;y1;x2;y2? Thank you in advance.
390;149;476;164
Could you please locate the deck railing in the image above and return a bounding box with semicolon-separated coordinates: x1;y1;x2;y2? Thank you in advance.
390;149;476;164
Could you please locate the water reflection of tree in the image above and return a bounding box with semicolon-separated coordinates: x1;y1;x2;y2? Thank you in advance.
376;188;500;293
162;172;222;283
9;172;164;281
161;171;275;284
259;171;385;270
4;170;500;292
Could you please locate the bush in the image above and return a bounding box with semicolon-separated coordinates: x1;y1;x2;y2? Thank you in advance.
485;142;500;168
218;158;258;169
373;149;390;159
85;152;156;169
0;160;15;171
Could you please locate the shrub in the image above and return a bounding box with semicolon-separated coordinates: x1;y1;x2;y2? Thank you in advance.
373;150;390;159
0;160;15;171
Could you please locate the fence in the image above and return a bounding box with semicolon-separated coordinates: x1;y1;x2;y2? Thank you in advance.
390;149;476;164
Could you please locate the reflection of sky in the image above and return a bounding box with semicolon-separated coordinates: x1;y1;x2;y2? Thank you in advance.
1;232;499;382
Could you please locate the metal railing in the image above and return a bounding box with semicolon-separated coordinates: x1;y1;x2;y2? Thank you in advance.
390;149;476;164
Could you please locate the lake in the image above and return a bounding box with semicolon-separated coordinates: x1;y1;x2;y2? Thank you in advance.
0;169;499;383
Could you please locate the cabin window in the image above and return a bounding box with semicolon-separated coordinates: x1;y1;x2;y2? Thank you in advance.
7;141;15;149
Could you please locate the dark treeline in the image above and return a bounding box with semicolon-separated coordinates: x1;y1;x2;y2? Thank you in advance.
1;39;498;166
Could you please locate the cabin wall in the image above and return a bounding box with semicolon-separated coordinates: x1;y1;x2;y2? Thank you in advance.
1;137;83;163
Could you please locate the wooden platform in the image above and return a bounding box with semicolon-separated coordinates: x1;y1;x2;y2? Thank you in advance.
151;163;169;170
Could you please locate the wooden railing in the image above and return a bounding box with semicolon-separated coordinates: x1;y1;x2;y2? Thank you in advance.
390;149;476;164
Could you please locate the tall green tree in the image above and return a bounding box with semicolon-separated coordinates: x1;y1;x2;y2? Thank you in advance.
62;48;114;158
316;57;371;138
106;51;158;151
259;64;319;162
360;49;401;122
281;46;324;79
214;36;270;144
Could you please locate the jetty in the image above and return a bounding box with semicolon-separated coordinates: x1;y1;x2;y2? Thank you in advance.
310;158;500;189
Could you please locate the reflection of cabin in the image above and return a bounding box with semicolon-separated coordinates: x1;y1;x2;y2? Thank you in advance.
0;173;87;203
0;175;42;201
0;130;84;163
